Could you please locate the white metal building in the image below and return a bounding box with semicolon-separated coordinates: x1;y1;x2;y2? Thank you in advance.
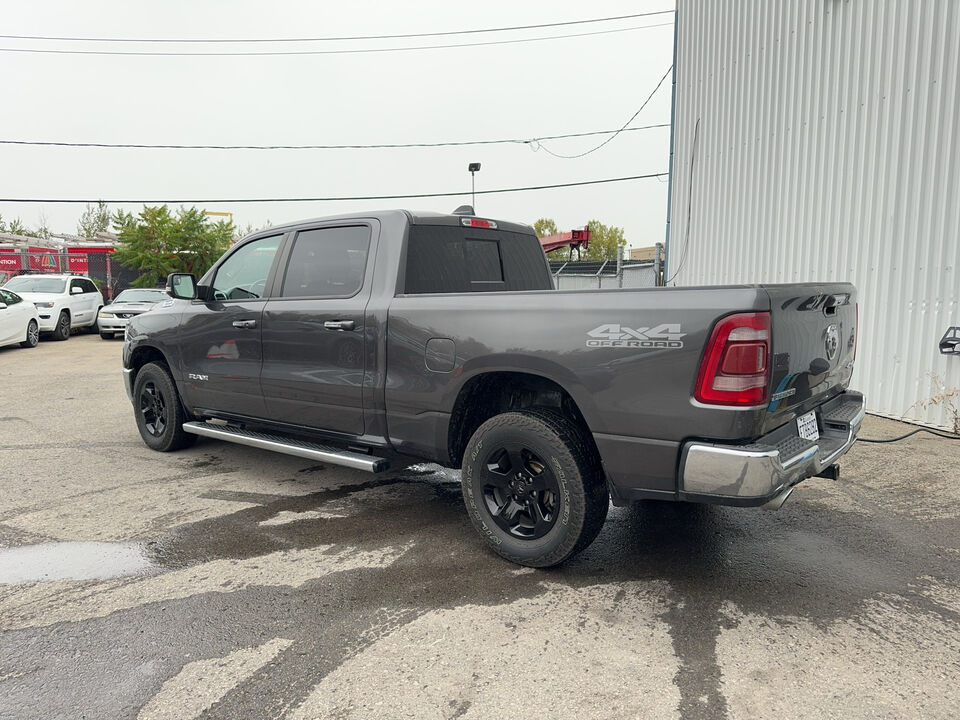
666;0;960;429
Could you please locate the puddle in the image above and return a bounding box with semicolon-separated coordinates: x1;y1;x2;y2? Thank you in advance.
0;541;156;583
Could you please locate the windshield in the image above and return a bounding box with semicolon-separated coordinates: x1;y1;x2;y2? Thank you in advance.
114;289;167;303
4;276;66;294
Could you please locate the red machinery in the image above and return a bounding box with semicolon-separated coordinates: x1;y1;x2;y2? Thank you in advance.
539;226;590;257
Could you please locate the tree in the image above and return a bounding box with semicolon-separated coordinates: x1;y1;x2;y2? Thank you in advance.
532;218;560;238
0;216;36;237
578;220;626;262
112;205;234;287
77;200;110;238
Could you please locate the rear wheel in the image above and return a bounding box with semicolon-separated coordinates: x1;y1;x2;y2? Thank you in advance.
461;409;608;567
100;332;114;340
20;320;39;348
51;311;70;341
133;362;197;451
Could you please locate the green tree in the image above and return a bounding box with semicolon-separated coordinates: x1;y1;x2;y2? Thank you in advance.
77;200;110;238
1;216;36;237
532;218;560;238
112;205;234;287
579;220;626;262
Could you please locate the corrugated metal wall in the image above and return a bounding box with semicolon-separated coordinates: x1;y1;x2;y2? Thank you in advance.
669;0;960;429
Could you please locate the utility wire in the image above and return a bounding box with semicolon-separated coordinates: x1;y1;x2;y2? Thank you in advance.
0;10;675;43
858;428;960;443
536;65;673;159
0;172;667;205
0;22;673;57
0;124;671;151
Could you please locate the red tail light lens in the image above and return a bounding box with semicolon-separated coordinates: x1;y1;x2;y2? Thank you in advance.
461;218;497;229
695;312;771;406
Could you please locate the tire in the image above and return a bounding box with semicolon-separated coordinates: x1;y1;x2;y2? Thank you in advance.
461;409;608;567
100;332;114;340
133;362;197;452
88;308;102;333
20;319;39;348
51;311;71;341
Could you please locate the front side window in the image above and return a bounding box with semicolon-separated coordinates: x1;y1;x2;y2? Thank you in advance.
211;235;282;300
280;226;370;298
81;279;98;294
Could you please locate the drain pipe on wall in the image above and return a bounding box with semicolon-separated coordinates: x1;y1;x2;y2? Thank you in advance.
662;14;680;282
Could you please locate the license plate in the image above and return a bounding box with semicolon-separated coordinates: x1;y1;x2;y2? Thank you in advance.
797;411;820;442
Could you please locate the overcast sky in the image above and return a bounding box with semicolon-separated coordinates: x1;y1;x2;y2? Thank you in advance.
3;1;676;247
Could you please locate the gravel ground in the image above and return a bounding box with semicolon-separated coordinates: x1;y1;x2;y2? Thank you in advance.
1;334;958;720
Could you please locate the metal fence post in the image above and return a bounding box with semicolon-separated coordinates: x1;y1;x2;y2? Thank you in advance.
616;246;624;288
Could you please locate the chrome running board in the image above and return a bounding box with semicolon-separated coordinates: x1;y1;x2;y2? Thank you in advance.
182;422;389;472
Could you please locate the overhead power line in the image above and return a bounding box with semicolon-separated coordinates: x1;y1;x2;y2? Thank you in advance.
537;65;673;159
0;123;670;151
0;22;673;57
0;172;667;204
0;10;675;43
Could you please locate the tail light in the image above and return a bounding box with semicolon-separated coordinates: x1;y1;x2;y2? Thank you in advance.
695;312;771;406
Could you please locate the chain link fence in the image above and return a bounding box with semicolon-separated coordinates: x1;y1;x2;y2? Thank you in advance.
0;250;139;301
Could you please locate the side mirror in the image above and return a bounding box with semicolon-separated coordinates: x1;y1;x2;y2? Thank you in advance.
71;286;83;294
940;327;960;355
0;303;7;310
166;273;198;300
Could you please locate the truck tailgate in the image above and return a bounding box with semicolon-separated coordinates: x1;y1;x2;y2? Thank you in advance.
761;283;857;434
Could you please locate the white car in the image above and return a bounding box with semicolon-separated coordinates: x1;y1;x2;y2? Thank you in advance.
2;274;104;341
97;288;168;339
0;288;40;350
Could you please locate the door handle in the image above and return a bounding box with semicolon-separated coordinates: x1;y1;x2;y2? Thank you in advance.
232;319;257;329
324;320;355;331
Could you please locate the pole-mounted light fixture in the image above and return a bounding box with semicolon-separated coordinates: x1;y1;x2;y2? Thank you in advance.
468;162;481;210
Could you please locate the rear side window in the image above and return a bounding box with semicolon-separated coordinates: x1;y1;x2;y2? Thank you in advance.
280;226;371;298
404;226;551;294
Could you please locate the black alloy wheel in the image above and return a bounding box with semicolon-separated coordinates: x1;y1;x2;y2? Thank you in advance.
139;381;168;437
132;362;197;451
461;409;608;567
482;445;560;539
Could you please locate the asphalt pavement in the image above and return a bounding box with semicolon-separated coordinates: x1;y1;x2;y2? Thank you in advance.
1;334;958;720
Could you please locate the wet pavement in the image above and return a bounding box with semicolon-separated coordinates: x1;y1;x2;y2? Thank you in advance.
1;335;959;719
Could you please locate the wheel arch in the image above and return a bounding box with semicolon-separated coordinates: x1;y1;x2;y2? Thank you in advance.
446;370;600;469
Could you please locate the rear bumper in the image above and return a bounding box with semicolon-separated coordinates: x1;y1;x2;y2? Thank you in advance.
679;391;865;507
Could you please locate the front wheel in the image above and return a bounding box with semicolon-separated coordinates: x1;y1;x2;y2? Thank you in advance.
52;311;70;341
133;362;197;451
461;409;608;567
20;319;39;348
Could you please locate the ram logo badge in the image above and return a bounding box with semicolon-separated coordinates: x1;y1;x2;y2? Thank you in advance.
586;323;685;349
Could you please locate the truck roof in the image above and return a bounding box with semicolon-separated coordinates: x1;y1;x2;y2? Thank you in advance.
258;209;535;237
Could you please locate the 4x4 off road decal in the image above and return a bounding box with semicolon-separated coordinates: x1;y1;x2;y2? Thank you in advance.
586;323;685;349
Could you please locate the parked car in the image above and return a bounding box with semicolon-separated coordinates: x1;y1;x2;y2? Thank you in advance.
2;274;103;340
122;208;862;567
0;288;40;350
97;288;168;340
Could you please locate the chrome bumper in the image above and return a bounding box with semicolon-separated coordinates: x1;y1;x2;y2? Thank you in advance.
679;391;865;507
122;367;134;402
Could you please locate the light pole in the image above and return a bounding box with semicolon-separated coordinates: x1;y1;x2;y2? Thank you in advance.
468;162;481;211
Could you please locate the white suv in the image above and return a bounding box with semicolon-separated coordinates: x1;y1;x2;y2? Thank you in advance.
2;274;104;341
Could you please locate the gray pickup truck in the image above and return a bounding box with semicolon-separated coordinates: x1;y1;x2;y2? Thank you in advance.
122;208;863;566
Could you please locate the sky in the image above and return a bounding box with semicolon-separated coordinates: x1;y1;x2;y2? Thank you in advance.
2;1;676;248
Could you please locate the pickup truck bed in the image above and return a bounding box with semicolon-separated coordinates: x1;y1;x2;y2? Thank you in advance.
123;208;862;566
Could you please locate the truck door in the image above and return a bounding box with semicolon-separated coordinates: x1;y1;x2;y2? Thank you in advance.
260;224;374;436
178;234;283;417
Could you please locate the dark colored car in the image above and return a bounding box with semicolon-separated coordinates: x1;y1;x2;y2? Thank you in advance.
122;208;863;566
